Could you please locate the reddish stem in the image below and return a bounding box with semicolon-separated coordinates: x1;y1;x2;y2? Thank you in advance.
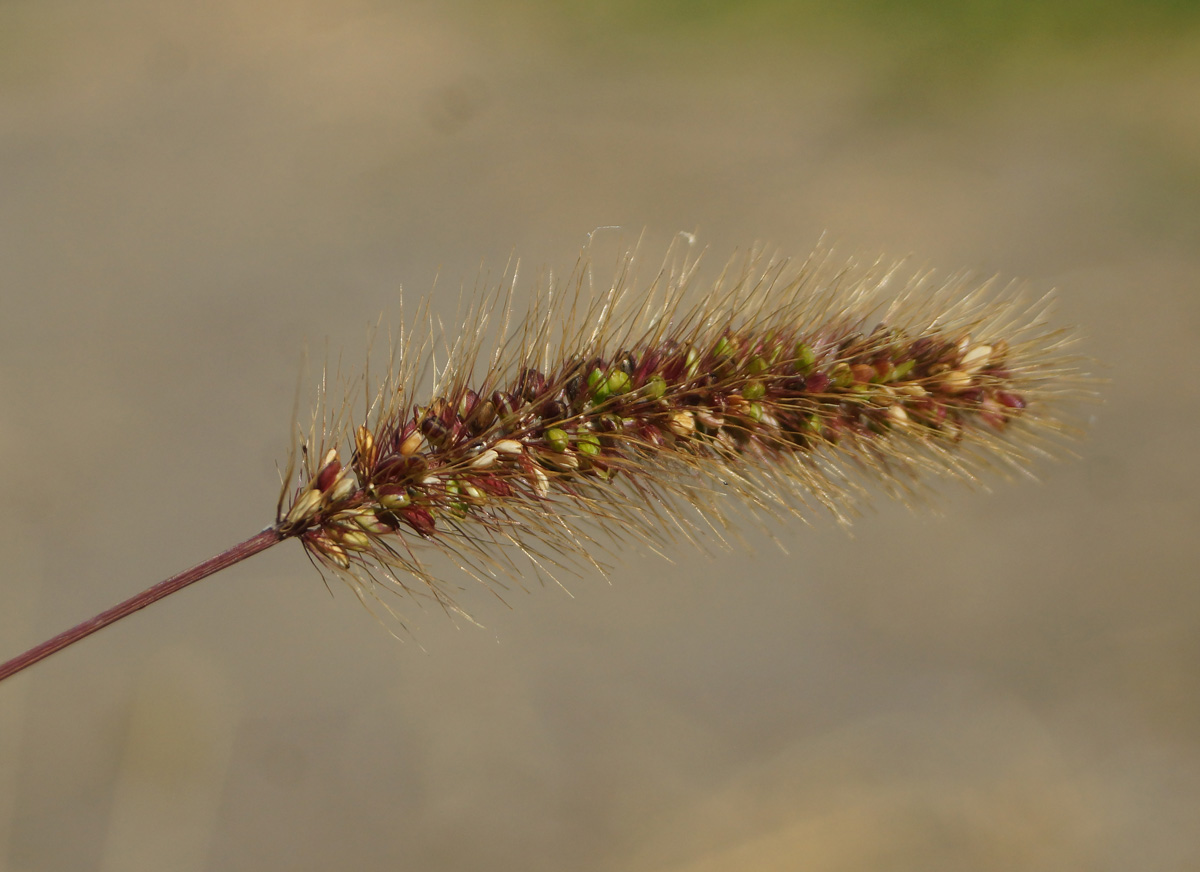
0;527;284;684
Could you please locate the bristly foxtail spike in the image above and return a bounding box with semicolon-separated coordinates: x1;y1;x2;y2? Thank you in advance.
278;240;1093;624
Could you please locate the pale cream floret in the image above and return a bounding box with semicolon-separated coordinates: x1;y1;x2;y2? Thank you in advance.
469;448;499;469
325;472;358;504
960;344;993;373
531;466;550;498
284;488;323;525
667;410;695;437
493;439;524;455
399;431;425;456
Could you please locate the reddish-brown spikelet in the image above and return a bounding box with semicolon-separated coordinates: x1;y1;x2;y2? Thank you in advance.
277;242;1088;621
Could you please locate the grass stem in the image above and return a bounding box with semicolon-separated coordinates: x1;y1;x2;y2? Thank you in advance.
0;528;283;683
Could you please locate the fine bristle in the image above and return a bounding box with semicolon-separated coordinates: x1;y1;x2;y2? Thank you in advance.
278;242;1091;623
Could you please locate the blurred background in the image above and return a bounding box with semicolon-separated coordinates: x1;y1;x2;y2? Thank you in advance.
1;0;1198;869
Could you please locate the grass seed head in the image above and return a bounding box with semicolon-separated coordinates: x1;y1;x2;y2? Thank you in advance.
278;241;1092;619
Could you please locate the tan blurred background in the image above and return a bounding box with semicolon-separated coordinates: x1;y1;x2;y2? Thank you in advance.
1;0;1198;869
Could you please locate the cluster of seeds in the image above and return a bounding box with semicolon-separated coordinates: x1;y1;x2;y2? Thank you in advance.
279;278;1054;592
